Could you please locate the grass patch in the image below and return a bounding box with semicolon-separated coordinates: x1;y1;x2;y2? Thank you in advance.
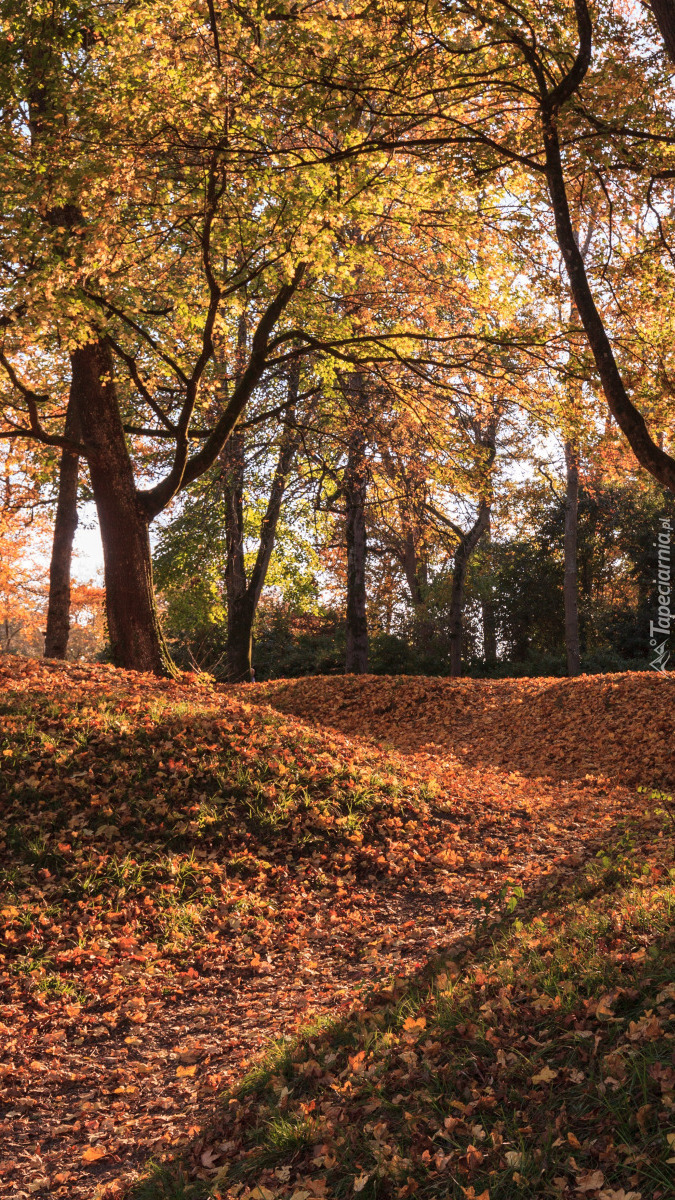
134;814;675;1200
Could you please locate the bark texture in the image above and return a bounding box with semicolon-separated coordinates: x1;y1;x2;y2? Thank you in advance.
344;380;369;674
481;520;498;666
222;424;249;681
482;595;498;666
448;499;491;677
44;382;80;659
563;440;581;677
73;342;174;675
222;366;303;681
649;0;675;63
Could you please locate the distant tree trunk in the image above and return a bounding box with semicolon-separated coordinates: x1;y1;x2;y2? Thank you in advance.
481;520;498;667
223;364;303;681
222;422;249;681
564;440;581;677
482;597;498;666
400;528;435;645
402;528;423;609
44;382;80;659
73;341;175;676
449;499;491;677
344;384;369;674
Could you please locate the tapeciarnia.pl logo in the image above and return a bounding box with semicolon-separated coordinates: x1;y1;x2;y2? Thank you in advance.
650;516;672;674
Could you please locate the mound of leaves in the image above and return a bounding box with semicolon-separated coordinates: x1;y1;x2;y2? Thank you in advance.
0;658;433;1198
142;811;675;1200
0;658;661;1198
251;673;675;786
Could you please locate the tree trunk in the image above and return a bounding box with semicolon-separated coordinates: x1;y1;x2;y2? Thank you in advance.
222;363;303;682
448;500;491;678
44;381;80;659
226;595;255;683
482;596;498;666
73;341;175;676
563;441;581;676
222;423;250;681
344;393;369;674
480;517;498;666
401;528;435;645
648;0;675;63
542;98;675;495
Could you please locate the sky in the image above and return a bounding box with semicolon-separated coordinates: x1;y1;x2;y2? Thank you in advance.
72;503;104;582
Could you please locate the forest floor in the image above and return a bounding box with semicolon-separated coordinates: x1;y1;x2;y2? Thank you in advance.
0;661;674;1200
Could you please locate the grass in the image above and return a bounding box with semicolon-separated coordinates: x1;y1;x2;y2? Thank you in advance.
133;811;675;1200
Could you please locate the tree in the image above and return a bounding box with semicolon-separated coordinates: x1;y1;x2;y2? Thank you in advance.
220;362;307;682
44;384;80;659
563;438;581;676
647;0;675;64
342;374;370;674
311;1;675;494
0;1;405;674
414;1;675;494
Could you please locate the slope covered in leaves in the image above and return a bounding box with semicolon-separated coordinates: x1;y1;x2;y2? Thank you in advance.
252;673;675;787
0;660;670;1199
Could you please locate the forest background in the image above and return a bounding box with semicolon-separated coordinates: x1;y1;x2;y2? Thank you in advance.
3;0;675;684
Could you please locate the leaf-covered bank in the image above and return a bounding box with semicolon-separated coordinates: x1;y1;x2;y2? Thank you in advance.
0;659;669;1197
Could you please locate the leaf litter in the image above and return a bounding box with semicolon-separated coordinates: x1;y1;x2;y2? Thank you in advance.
0;660;673;1198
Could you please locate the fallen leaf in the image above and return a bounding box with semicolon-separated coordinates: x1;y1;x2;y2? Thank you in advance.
81;1145;107;1163
531;1065;558;1084
576;1171;605;1192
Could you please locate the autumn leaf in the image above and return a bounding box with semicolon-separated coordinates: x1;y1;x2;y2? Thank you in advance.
81;1145;107;1163
596;1191;642;1200
402;1016;426;1031
465;1144;483;1169
576;1170;605;1192
531;1065;558;1084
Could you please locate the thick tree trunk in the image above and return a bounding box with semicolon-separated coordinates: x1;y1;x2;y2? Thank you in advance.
401;529;435;644
226;597;255;683
402;529;423;610
44;382;80;659
648;0;675;63
73;341;175;675
344;395;369;674
448;500;491;678
563;441;581;676
448;578;464;678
